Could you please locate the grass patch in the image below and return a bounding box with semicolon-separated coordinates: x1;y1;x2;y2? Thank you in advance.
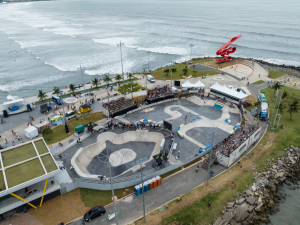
80;187;134;208
160;167;181;179
44;112;105;145
162;170;254;225
6;158;45;188
2;143;37;167
252;80;265;85
268;70;287;79
34;140;49;155
41;154;58;173
0;171;5;190
34;78;138;104
151;60;218;81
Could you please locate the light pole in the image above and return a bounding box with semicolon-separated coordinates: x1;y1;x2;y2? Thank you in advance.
60;92;69;133
131;158;148;222
245;107;257;158
143;64;148;90
170;61;176;90
79;65;86;92
189;44;194;61
206;127;217;185
117;41;125;83
273;84;284;129
106;148;119;225
146;51;150;72
268;88;280;133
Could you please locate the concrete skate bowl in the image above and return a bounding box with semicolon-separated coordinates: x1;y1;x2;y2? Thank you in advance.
71;130;164;179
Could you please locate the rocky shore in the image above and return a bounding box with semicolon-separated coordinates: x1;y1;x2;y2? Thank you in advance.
214;145;300;225
254;59;300;76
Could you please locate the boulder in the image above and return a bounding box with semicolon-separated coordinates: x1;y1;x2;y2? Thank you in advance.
226;202;235;208
246;190;253;196
275;172;285;178
238;198;246;204
234;205;249;222
213;217;225;225
255;203;264;212
248;205;254;212
251;186;256;192
257;196;262;205
222;212;234;222
268;200;275;208
246;196;256;205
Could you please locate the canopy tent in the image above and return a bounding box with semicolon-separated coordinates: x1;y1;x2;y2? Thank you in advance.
182;80;205;88
24;125;39;139
210;82;248;101
194;80;205;87
181;80;193;88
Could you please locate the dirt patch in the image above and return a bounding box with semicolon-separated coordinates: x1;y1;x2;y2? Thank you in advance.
29;188;88;225
132;133;276;225
246;94;257;105
204;58;244;68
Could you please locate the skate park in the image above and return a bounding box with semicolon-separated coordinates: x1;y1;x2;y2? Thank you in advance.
69;96;241;182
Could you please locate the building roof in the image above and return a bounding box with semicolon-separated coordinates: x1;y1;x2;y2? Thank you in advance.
210;82;248;100
0;138;60;197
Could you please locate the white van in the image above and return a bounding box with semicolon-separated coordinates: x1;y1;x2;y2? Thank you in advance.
146;75;155;83
171;87;178;94
65;111;76;120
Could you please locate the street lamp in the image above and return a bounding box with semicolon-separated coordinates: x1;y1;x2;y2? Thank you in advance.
131;158;148;222
79;65;86;92
143;64;148;90
206;127;217;185
245;107;257;159
189;44;194;61
169;61;176;90
60;92;69;133
146;51;150;72
117;41;125;83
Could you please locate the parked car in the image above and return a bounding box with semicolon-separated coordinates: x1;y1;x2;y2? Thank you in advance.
0;144;7;149
84;206;106;222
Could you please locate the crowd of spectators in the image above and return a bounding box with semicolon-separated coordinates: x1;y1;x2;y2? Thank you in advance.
108;121;162;130
103;97;136;113
147;85;172;99
218;125;258;157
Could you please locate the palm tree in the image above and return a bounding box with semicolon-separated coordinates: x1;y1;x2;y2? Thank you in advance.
271;82;282;96
38;90;47;101
282;90;289;100
92;78;99;88
114;74;122;86
287;100;300;120
52;86;60;95
164;69;169;76
103;75;112;86
278;102;286;117
127;73;134;81
68;84;77;94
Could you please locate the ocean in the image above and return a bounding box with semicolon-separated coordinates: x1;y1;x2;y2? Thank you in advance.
0;0;300;103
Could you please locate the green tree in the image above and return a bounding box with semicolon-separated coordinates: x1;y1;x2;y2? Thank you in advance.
52;86;60;95
118;82;142;99
128;73;134;81
117;84;129;96
182;66;188;76
38;90;47;101
92;78;99;88
68;84;77;94
115;74;123;85
164;68;170;76
287;100;300;120
282;90;289;100
271;82;282;96
42;127;53;141
103;74;112;86
72;106;78;119
277;102;286;117
171;68;176;72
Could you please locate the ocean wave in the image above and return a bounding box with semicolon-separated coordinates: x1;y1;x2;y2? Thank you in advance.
43;62;74;72
72;23;83;27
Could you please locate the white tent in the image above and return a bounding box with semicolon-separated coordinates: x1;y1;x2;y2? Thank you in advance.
210;82;248;101
182;80;194;88
3;98;24;109
194;80;205;87
24;125;39;139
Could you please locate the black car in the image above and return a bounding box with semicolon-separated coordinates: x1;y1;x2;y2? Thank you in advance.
0;144;7;150
84;206;106;222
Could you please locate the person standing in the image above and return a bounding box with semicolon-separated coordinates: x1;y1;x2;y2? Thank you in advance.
185;115;187;122
196;166;199;172
208;201;211;207
177;150;180;158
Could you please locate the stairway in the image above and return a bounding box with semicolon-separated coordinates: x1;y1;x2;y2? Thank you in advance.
201;153;216;170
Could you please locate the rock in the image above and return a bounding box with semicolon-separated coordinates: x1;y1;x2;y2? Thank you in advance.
255;203;264;211
275;172;285;178
257;196;262;205
246;196;256;205
226;202;235;208
234;205;249;222
222;212;234;222
238;198;245;204
240;202;249;211
279;177;286;182
248;205;254;212
263;178;268;186
213;217;225;225
268;200;275;208
251;186;256;192
266;159;270;161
